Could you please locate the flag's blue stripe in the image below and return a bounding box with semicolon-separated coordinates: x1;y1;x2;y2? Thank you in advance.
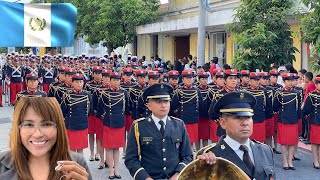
0;1;24;47
51;3;77;47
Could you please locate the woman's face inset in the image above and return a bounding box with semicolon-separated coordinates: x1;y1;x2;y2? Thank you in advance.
20;106;57;159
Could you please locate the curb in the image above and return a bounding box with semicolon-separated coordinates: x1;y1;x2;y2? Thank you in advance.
298;141;311;153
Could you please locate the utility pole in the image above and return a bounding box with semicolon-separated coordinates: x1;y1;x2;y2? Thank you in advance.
197;0;214;66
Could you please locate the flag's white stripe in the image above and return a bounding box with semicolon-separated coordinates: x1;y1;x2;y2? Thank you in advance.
24;3;51;47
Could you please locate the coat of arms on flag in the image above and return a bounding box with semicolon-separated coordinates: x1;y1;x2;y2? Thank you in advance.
29;18;46;31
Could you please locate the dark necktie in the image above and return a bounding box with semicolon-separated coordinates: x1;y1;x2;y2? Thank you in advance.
239;145;255;175
158;120;165;137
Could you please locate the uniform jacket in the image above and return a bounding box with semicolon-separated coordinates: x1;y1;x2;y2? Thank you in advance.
171;86;204;124
6;65;24;83
55;83;73;103
273;88;302;124
198;136;276;180
242;87;272;123
84;80;102;114
0;151;93;180
129;84;146;120
96;88;129;128
93;84;109;118
303;90;320;125
125;116;193;180
197;85;214;119
40;67;57;84
47;80;63;97
61;90;93;130
121;82;136;115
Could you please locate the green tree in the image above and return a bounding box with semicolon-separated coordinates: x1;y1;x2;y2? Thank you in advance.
0;48;7;54
300;0;320;72
227;0;298;71
32;0;159;53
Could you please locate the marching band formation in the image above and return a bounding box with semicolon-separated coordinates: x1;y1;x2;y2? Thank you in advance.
1;52;320;179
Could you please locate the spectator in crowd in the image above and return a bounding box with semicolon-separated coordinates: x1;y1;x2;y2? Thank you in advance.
209;57;219;75
174;59;183;74
298;69;307;89
304;72;316;102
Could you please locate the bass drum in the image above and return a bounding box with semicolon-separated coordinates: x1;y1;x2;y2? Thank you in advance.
177;157;250;180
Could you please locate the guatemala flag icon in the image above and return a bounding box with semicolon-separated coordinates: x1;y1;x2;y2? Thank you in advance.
0;1;77;47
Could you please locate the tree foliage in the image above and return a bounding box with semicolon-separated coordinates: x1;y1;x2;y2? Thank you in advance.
227;0;298;71
32;0;159;52
300;0;320;72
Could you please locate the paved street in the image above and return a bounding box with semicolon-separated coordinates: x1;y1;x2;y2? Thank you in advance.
0;96;319;180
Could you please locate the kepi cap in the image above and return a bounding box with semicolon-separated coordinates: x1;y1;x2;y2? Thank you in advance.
212;91;256;117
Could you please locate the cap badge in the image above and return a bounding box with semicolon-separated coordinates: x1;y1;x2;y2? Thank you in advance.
240;93;244;99
161;84;164;89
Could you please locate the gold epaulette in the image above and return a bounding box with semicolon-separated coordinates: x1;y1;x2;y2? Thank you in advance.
133;117;145;157
194;143;216;160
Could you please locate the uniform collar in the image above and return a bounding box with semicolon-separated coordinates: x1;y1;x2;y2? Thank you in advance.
152;114;167;126
224;87;235;93
138;83;146;89
184;85;193;89
224;135;252;154
73;89;82;94
110;86;119;92
27;88;37;94
250;86;259;90
241;83;249;87
284;87;292;92
199;84;207;89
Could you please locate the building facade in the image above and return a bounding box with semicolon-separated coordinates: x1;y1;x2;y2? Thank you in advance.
136;0;311;71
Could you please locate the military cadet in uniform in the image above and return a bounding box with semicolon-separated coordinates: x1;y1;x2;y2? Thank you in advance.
303;75;320;169
197;91;276;180
209;69;240;138
121;67;136;158
55;68;76;103
240;70;250;89
6;57;24;105
85;66;102;162
197;72;211;149
259;72;275;147
48;66;66;97
41;62;57;94
147;70;160;86
61;73;93;155
242;72;271;143
292;73;303;161
208;70;224;143
171;69;203;151
268;70;283;154
125;84;193;180
154;68;165;83
96;72;129;179
137;71;160;119
15;73;46;102
130;70;147;120
94;69;111;169
273;73;301;170
167;70;179;89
